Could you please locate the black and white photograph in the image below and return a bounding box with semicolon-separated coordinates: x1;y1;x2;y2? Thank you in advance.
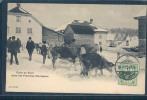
6;3;146;94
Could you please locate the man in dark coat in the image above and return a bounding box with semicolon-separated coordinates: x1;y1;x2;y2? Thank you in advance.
41;41;48;64
7;37;12;53
26;37;35;61
16;38;21;53
9;36;19;65
100;46;102;52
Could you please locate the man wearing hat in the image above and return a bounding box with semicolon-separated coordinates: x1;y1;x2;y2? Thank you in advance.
26;37;35;61
41;41;48;64
9;36;19;65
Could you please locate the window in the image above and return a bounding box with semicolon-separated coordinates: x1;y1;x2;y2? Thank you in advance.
16;16;21;22
99;35;102;39
99;42;102;45
27;28;32;34
16;27;21;33
7;27;9;33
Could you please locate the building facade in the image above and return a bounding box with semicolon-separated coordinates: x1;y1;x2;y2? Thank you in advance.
42;27;64;46
7;4;43;48
64;24;95;45
7;3;64;48
94;31;108;49
63;19;108;47
134;8;146;55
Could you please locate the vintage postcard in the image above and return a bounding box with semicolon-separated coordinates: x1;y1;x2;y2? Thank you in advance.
5;3;146;94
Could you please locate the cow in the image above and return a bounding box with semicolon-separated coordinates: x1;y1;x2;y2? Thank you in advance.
50;43;99;71
50;45;81;70
79;53;114;76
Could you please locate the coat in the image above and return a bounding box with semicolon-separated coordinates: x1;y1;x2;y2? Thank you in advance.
16;40;21;53
7;39;11;53
26;40;35;53
41;44;47;55
9;40;19;53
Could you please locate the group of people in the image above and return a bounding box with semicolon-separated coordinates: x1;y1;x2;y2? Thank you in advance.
7;36;51;65
7;36;21;65
7;36;103;65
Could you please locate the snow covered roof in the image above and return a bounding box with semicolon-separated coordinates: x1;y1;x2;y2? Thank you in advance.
9;5;31;15
55;20;74;31
134;8;146;19
55;20;108;32
8;4;57;32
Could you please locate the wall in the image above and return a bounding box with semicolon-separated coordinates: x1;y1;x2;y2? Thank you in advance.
74;34;94;44
94;31;107;49
42;27;64;46
64;26;74;44
138;18;146;55
7;14;42;48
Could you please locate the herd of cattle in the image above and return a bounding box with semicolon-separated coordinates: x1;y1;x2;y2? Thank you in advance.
35;43;114;76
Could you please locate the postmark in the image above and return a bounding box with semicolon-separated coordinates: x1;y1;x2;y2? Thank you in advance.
115;55;140;86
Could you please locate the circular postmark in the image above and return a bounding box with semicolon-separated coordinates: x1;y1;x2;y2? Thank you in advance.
115;55;140;80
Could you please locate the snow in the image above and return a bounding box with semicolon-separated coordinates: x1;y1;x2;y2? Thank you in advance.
89;24;108;32
78;20;85;23
55;20;74;31
6;49;145;94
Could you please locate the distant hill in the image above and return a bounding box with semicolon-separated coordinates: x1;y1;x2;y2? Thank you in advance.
110;28;138;41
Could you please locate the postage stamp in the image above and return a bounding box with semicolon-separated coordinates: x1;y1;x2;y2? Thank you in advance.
115;55;140;86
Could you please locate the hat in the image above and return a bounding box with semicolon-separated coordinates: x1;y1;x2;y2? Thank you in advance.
12;36;15;39
43;41;46;44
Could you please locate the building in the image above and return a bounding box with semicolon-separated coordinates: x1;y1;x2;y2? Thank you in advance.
93;26;108;49
7;3;64;48
62;19;108;47
64;24;95;44
117;35;139;48
134;8;146;55
42;27;64;46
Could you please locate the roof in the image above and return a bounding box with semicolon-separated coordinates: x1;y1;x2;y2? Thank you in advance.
68;24;95;34
134;8;146;19
8;4;58;33
9;6;31;15
89;24;108;32
43;26;64;36
55;20;108;32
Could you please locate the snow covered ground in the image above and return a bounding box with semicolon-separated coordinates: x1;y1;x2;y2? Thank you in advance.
6;49;145;94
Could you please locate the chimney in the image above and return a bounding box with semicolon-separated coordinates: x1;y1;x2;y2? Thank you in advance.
90;19;93;24
17;3;20;8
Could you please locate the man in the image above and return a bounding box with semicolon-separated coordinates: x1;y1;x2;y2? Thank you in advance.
41;41;48;64
26;37;35;61
16;38;21;53
7;37;12;53
9;36;19;65
100;46;102;52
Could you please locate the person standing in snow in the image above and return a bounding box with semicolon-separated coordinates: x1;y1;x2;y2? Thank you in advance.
7;37;12;53
26;37;35;61
100;46;102;52
16;38;21;53
9;36;19;65
41;41;48;64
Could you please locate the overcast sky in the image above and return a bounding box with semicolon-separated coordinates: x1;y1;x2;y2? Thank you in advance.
8;3;146;30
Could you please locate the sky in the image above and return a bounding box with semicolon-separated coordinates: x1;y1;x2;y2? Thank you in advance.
8;3;146;30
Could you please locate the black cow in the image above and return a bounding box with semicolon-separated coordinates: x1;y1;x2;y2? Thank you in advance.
80;53;114;76
50;45;81;70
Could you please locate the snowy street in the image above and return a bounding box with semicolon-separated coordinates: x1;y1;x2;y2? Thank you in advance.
6;49;145;94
